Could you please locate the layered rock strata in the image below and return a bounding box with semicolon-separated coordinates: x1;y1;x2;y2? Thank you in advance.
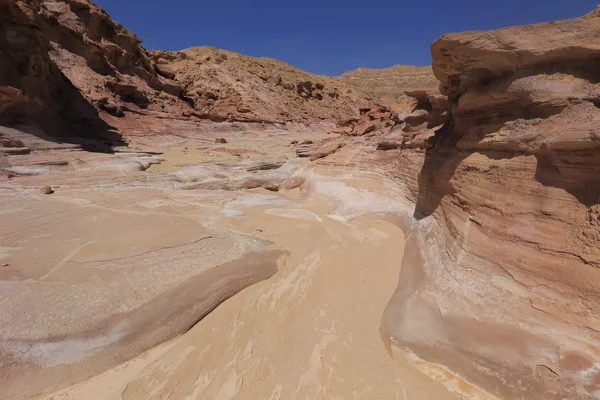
379;6;600;400
340;64;438;104
0;0;191;144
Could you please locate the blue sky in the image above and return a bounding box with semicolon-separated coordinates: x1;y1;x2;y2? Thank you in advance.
95;0;598;76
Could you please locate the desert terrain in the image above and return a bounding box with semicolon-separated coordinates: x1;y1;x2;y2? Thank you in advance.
12;124;462;400
2;1;600;399
2;121;464;400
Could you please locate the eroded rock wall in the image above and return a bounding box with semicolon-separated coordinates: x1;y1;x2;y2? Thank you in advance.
381;6;600;400
1;0;195;138
0;0;110;141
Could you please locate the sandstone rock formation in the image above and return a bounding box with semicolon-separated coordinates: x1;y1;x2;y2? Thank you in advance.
377;5;600;400
337;88;450;141
294;137;345;161
150;46;375;124
340;65;438;104
1;0;110;142
0;0;192;145
340;106;396;136
1;0;380;151
4;1;600;400
371;88;450;150
0;118;318;399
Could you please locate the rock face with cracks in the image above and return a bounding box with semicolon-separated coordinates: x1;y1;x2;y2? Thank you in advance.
379;5;600;400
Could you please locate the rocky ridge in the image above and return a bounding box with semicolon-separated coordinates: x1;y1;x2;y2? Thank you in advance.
151;47;374;124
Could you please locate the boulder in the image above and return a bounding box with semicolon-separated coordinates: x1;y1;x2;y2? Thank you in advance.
309;141;344;161
40;186;53;195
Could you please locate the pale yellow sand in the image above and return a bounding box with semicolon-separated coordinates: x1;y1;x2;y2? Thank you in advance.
41;185;457;400
3;127;460;399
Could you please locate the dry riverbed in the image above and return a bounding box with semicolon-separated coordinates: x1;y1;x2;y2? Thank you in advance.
1;123;458;399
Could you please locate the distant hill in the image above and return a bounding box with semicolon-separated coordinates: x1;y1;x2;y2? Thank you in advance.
151;47;376;124
340;65;438;104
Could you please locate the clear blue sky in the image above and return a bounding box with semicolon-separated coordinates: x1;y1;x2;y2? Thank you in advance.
94;0;598;76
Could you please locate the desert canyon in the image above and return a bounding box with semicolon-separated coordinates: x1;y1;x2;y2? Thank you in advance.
1;1;600;399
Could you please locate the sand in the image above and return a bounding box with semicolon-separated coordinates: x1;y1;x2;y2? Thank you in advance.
1;123;458;399
38;182;457;400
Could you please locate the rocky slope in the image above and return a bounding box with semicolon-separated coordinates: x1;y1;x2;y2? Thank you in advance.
340;65;438;104
370;5;600;400
0;0;378;149
150;47;374;124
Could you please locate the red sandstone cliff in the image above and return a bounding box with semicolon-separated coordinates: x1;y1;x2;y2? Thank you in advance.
377;6;600;400
0;0;193;146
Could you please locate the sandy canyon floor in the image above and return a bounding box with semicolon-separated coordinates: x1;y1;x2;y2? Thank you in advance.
1;122;460;400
